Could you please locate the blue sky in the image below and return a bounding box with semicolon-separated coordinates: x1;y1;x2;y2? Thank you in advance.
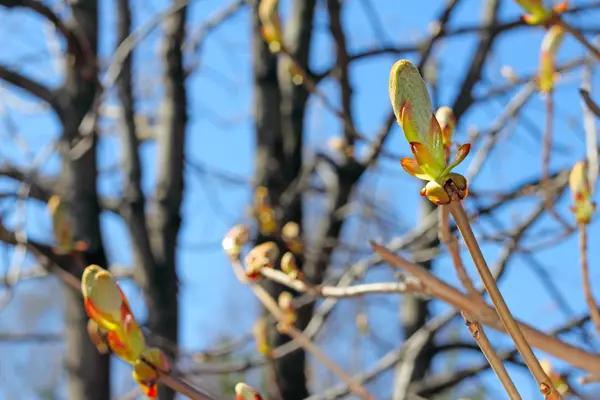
1;0;600;398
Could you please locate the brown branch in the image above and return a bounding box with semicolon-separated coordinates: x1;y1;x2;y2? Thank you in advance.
557;18;600;61
115;0;157;329
371;242;600;375
580;88;600;118
327;0;355;149
146;2;188;399
447;200;557;397
579;224;600;338
0;65;60;112
461;311;521;399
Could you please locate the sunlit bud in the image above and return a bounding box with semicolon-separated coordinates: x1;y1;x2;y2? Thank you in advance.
132;347;171;399
258;0;283;53
82;265;123;332
252;317;270;356
435;106;456;148
420;181;451;205
282;222;299;240
569;161;595;224
244;242;279;280
235;382;264;400
539;25;565;93
282;222;303;254
222;224;250;260
278;291;296;325
281;252;302;280
389;60;433;146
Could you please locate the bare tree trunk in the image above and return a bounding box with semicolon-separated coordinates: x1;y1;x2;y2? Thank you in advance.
60;1;110;399
147;3;188;399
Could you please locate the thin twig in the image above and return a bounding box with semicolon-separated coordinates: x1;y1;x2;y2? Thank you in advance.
461;311;522;400
232;261;374;400
446;200;558;398
542;92;572;230
579;224;600;337
439;195;519;398
259;267;411;298
557;19;600;61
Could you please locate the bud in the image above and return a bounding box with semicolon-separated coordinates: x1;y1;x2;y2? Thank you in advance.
132;347;171;399
390;60;470;194
569;161;595;224
435;106;456;148
539;25;565;93
253;317;270;356
244;242;279;280
254;187;277;235
278;291;296;326
235;382;264;400
420;181;451;205
541;360;570;395
222;224;250;260
82;265;124;332
281;252;302;280
47;195;87;254
282;222;303;254
258;0;283;53
389;60;433;146
515;0;567;25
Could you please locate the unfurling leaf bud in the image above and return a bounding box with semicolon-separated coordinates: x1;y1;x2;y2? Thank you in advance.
515;0;567;25
222;224;250;260
82;265;124;332
389;60;434;147
244;242;279;280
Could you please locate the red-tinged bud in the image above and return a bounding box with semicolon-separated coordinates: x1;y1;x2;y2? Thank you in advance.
235;382;264;400
409;142;445;179
421;181;451;205
132;348;171;399
258;0;283;53
569;161;595;224
539;25;565;93
245;242;279;280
